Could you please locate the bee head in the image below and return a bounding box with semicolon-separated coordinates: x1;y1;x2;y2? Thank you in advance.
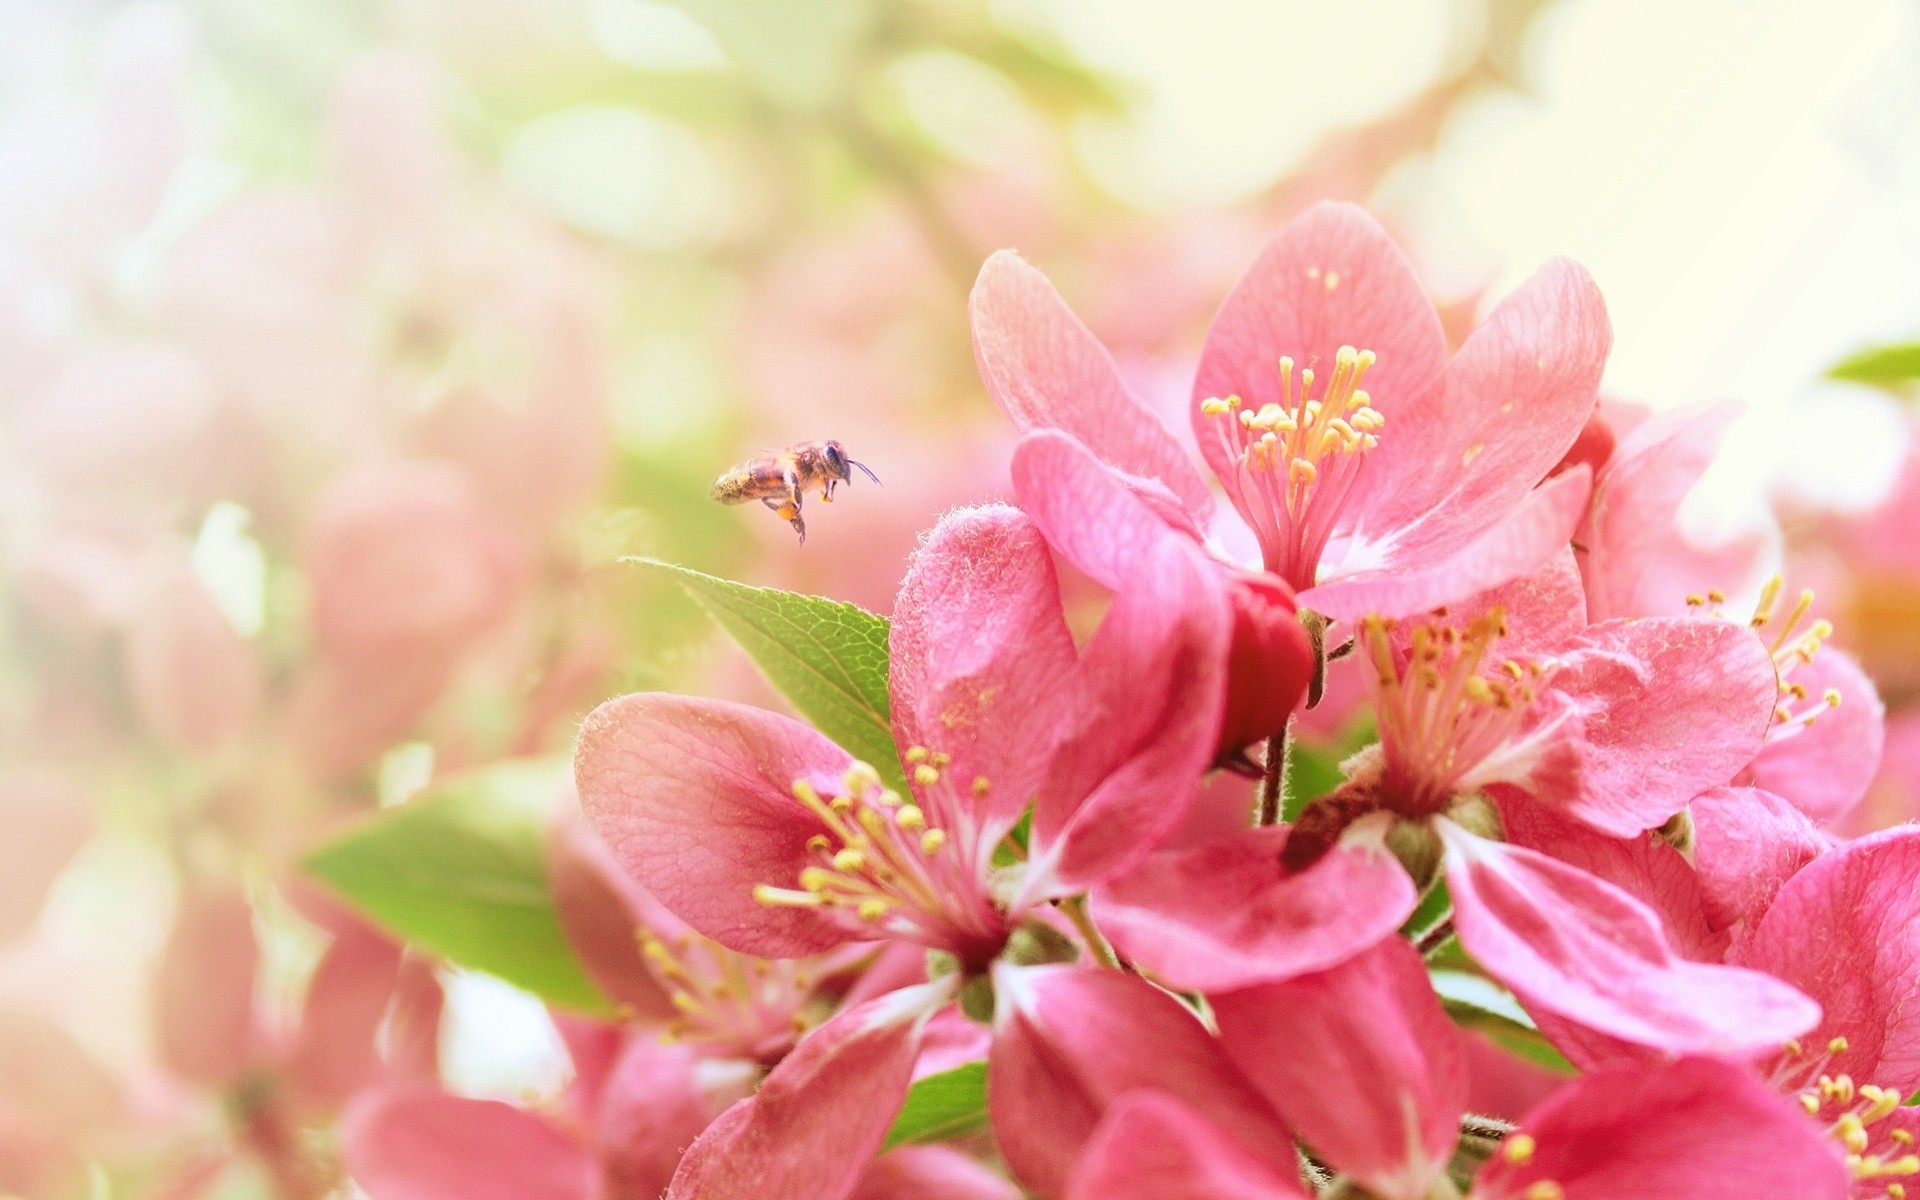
823;440;881;487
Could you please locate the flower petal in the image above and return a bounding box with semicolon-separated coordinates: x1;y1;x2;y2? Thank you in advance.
1067;1093;1310;1200
667;981;949;1200
1191;203;1446;524
1439;822;1819;1059
1734;827;1920;1093
1471;1058;1847;1200
852;1145;1022;1200
989;964;1290;1199
288;922;404;1111
1741;649;1885;824
1010;430;1199;592
575;693;856;957
594;1038;721;1200
154;885;259;1088
341;1089;596;1200
0;772;92;944
971;252;1212;516
1302;466;1590;620
1689;786;1830;932
1090;818;1415;991
547;804;678;1022
891;505;1077;831
1213;936;1464;1200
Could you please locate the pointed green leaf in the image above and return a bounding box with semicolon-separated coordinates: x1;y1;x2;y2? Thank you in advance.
303;758;614;1016
629;558;905;791
1828;341;1920;390
883;1061;988;1148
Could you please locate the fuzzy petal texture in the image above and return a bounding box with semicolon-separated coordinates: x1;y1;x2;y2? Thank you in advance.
1026;537;1229;897
891;505;1078;831
1432;548;1590;655
1339;257;1609;576
1689;786;1829;932
971;252;1211;516
1213;936;1464;1200
1439;822;1820;1059
1010;430;1196;592
1192;203;1447;521
1090;817;1415;991
1577;400;1738;621
989;964;1290;1199
666;981;949;1200
851;1146;1022;1200
1301;467;1591;620
575;694;855;957
1742;650;1886;823
1535;616;1778;836
1068;1093;1310;1200
341;1090;596;1200
1734;827;1920;1092
1471;1057;1847;1200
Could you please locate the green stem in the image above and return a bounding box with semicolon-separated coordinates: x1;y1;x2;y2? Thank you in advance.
1061;895;1120;969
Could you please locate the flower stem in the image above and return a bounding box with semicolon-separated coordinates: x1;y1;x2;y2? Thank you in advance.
1256;724;1290;826
1060;895;1120;969
1415;916;1456;958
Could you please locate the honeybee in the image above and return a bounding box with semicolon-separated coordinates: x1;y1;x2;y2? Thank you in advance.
710;439;880;544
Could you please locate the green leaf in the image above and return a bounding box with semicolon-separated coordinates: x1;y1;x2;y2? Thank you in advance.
629;558;906;792
1283;714;1375;824
884;1061;988;1148
1431;969;1574;1076
1828;341;1920;389
303;758;614;1016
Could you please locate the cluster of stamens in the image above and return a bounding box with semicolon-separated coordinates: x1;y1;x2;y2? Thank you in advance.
639;928;815;1059
1200;344;1384;586
752;752;1001;952
1692;577;1842;739
1775;1036;1916;1191
1364;609;1553;817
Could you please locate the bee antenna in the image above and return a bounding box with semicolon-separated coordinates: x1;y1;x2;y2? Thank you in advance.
850;458;881;486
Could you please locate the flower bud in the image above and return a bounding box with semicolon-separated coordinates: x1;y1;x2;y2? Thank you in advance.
1217;572;1316;760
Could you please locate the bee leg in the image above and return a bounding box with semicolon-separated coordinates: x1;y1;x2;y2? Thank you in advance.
766;497;807;545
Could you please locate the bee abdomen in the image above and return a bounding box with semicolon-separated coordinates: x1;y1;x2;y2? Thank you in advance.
710;473;752;504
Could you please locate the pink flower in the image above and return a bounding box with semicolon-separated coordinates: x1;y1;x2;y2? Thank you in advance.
973;200;1610;623
574;504;1262;1196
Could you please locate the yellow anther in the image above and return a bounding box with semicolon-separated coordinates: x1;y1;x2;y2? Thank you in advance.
896;805;927;832
799;867;835;892
1825;687;1844;707
1891;1184;1906;1199
1801;1093;1823;1116
914;764;940;786
1708;589;1726;604
1687;593;1706;607
877;789;904;808
671;992;702;1014
753;884;824;907
920;829;948;854
1523;1183;1565;1200
1838;1113;1870;1154
1830;1036;1852;1055
1201;397;1230;416
1784;1038;1804;1058
843;762;881;793
1895;1128;1916;1148
805;834;831;853
1503;1134;1537;1165
793;779;822;805
1288;457;1317;487
930;751;952;767
905;746;929;763
857;898;889;920
1822;1073;1857;1105
1862;1086;1903;1122
972;776;991;796
831;848;866;873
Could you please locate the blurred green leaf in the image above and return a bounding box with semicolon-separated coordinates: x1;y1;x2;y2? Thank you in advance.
1283;715;1374;824
1431;969;1573;1076
658;0;877;109
1828;341;1920;389
303;758;614;1016
884;1061;988;1148
630;559;905;791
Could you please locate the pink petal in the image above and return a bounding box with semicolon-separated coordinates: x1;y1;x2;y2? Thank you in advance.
1067;1093;1310;1200
891;505;1077;831
1026;537;1229;896
971;252;1212;516
1010;430;1197;593
1090;818;1416;991
547;805;677;1022
1576;401;1738;622
1302;467;1590;620
1439;822;1820;1059
341;1089;596;1200
122;553;263;753
0;772;92;944
288;923;404;1111
1212;936;1464;1200
1733;827;1920;1092
1472;1058;1847;1200
1538;616;1778;836
1341;258;1609;575
1218;571;1315;757
594;1038;720;1200
1191;203;1447;521
1689;786;1830;932
1421;548;1589;655
387;956;445;1084
154;885;259;1088
666;982;948;1200
851;1146;1021;1200
988;964;1291;1198
575;693;856;957
1741;650;1885;823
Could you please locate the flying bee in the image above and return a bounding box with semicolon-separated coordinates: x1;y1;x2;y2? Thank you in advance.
710;439;880;544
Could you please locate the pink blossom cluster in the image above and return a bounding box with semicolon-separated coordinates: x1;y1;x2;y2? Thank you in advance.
561;204;1919;1199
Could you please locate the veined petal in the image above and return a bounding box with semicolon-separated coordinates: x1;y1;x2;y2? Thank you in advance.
341;1089;597;1200
1341;257;1608;568
989;964;1291;1199
1734;827;1920;1094
891;505;1077;832
667;980;952;1200
1689;786;1830;932
1090;818;1415;991
574;693;857;957
1439;821;1819;1059
1213;936;1464;1200
1742;649;1885;824
1068;1093;1310;1200
1471;1058;1847;1200
971;252;1212;517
